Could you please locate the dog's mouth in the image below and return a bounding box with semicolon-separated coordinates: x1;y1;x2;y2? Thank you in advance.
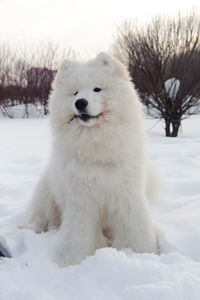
68;113;102;124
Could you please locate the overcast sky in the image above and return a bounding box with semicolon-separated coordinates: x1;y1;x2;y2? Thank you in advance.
0;0;199;58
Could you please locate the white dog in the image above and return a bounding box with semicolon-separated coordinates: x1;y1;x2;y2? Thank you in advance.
26;53;159;265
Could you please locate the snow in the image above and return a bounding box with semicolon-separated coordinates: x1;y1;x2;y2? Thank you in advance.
1;116;200;300
0;104;45;119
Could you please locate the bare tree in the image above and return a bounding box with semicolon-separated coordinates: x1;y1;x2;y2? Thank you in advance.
0;42;19;112
0;40;75;117
114;11;200;137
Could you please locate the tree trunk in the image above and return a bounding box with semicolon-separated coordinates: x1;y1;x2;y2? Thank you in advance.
43;99;48;115
165;120;171;137
171;121;181;137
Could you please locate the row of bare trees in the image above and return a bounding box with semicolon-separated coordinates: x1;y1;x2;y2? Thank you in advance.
0;42;74;117
114;10;200;137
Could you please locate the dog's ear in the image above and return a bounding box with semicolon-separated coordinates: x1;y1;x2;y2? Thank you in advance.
96;52;130;81
53;59;80;86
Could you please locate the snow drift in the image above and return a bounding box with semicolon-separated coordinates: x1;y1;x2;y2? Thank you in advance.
0;116;200;300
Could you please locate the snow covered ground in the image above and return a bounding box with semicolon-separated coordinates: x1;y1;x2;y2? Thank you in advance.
0;116;200;300
0;103;45;119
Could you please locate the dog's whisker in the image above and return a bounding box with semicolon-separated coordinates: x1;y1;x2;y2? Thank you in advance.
68;115;78;124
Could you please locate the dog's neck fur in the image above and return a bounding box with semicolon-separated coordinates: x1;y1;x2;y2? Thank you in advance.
51;114;147;170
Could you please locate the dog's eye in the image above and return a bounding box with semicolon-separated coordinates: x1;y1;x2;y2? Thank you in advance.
93;87;101;92
74;91;78;96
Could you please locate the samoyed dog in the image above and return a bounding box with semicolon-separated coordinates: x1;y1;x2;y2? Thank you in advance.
26;52;159;265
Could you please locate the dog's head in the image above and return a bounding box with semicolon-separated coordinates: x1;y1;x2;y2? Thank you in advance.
49;52;141;135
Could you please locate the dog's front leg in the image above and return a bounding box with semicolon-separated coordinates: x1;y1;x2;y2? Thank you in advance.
111;194;159;254
52;205;106;266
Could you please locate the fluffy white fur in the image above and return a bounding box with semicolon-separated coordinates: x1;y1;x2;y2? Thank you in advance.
26;52;159;265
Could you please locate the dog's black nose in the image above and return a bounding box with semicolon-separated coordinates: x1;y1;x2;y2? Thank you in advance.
75;98;88;112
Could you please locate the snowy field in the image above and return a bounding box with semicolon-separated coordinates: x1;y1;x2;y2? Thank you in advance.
0;116;200;300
